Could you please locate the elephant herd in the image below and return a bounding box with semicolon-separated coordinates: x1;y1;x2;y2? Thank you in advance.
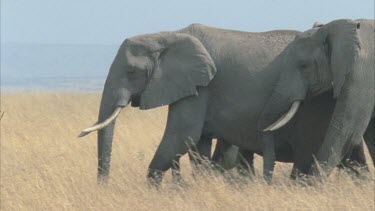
80;18;375;186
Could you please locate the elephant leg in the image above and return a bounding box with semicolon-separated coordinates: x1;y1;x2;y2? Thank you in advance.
211;139;225;163
211;140;240;173
171;135;212;183
211;139;225;173
364;118;375;166
290;146;311;180
147;91;208;187
291;164;304;180
290;160;311;180
237;150;256;178
171;157;185;185
337;141;369;178
188;135;212;170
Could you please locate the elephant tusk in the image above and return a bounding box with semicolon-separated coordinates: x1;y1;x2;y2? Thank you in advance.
78;107;123;137
263;101;301;132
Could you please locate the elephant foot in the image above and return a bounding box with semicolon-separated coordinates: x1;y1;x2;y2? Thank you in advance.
174;178;189;189
147;169;164;189
97;174;109;186
171;169;188;187
290;166;310;181
290;172;315;187
308;160;330;184
338;166;372;183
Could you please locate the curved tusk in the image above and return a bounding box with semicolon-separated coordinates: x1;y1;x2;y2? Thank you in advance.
78;107;123;137
263;101;301;132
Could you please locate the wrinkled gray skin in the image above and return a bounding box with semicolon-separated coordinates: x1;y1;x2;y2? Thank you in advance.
257;19;374;179
207;90;371;179
88;24;302;185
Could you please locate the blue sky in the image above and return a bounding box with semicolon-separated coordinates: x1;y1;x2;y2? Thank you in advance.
1;0;374;45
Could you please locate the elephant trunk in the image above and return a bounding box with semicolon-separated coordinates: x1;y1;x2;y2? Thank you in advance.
258;69;307;182
79;61;132;183
96;83;131;183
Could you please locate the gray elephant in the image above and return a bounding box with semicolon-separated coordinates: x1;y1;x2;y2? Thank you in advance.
257;19;374;179
187;89;370;181
79;21;371;186
79;24;302;185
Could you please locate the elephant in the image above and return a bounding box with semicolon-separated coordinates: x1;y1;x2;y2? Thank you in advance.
173;21;373;183
257;19;375;179
182;89;370;181
79;21;371;186
79;24;303;185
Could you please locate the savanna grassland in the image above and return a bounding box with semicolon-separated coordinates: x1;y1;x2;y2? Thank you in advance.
1;93;374;210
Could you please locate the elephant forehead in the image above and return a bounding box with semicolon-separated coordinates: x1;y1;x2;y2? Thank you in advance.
124;50;151;69
298;28;318;38
125;33;164;51
293;36;321;52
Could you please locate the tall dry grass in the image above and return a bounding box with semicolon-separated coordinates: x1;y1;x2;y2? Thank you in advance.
1;92;374;210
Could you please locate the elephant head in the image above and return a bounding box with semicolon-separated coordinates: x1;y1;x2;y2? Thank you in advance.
79;32;216;183
259;19;374;177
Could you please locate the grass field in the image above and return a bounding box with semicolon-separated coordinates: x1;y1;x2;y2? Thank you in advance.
1;93;374;210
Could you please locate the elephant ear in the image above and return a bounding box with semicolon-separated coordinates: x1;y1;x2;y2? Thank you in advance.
319;19;361;98
139;33;216;110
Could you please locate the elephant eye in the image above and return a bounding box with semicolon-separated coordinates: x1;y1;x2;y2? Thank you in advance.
300;64;307;69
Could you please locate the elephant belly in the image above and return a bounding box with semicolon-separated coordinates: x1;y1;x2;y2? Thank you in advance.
204;82;273;152
204;108;263;152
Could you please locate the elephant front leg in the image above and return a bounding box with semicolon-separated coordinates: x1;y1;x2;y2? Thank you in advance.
171;157;184;185
148;126;205;187
147;91;208;187
337;141;369;179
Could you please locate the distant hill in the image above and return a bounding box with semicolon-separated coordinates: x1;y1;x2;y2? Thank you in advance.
1;43;118;91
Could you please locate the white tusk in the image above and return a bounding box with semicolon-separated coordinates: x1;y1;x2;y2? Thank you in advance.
263;101;301;132
78;107;123;137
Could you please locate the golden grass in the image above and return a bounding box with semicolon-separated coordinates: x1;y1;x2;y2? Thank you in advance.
1;92;374;210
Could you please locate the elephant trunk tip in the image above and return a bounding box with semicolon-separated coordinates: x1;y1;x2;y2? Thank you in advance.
97;174;109;186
